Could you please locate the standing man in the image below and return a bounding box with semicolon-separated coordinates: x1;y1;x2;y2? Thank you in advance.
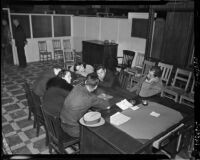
2;19;11;67
12;18;27;68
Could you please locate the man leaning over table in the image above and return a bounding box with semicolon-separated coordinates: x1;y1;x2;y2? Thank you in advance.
32;66;61;98
60;72;110;138
128;66;163;98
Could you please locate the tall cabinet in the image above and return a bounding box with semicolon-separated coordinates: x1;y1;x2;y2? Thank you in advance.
82;40;118;69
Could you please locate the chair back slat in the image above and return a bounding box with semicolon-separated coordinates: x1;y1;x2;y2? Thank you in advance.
172;68;192;91
42;109;60;142
122;50;135;68
118;70;130;89
23;82;34;110
52;39;62;50
135;53;144;67
190;78;195;94
63;39;71;51
158;62;173;85
38;41;47;52
142;60;156;75
31;91;43;118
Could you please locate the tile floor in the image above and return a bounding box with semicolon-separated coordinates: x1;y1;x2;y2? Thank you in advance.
1;61;190;158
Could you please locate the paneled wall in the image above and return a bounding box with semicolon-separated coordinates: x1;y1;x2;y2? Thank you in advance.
72;15;147;66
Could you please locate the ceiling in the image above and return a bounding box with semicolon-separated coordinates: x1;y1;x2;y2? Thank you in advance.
3;1;194;17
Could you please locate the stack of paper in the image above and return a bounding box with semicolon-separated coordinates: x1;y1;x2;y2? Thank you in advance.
116;99;133;110
110;112;131;126
150;111;160;117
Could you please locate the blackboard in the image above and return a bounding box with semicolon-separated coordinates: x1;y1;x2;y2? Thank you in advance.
11;15;31;38
32;15;52;38
53;16;71;37
131;18;148;39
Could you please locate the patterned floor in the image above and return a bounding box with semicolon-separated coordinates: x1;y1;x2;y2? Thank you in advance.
1;61;190;158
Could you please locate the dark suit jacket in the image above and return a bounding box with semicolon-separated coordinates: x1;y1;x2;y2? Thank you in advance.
43;87;70;118
13;25;26;47
60;85;110;137
99;69;119;88
32;69;55;97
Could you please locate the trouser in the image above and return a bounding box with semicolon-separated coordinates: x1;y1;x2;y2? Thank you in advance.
16;45;27;67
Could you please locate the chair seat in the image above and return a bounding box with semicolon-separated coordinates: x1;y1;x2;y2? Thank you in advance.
62;131;79;148
40;52;52;55
163;86;185;96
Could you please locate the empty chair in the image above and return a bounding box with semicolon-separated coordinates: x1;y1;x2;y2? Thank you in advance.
52;39;64;61
38;41;52;62
118;70;131;90
131;60;156;86
31;91;49;146
158;62;173;86
117;50;136;70
63;39;75;69
152;123;185;159
23;82;35;123
41;107;79;154
179;77;194;108
161;68;192;102
73;49;82;63
131;52;145;74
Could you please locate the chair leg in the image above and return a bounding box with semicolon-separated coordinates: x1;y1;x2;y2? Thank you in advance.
28;109;31;120
36;123;40;137
49;144;53;154
33;117;36;128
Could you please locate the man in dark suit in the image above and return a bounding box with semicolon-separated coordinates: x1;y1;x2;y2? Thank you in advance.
60;72;110;138
32;67;61;98
96;65;119;88
12;18;27;68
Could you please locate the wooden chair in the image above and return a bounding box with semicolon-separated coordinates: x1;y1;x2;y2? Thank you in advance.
31;91;49;146
41;107;79;154
158;62;173;86
179;78;194;108
73;49;82;63
161;68;192;102
38;41;52;62
52;39;64;61
131;60;156;86
63;39;75;69
118;70;131;90
117;50;136;70
152;123;185;159
23;82;36;124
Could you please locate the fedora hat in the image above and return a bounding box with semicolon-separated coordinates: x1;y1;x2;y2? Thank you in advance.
79;111;105;127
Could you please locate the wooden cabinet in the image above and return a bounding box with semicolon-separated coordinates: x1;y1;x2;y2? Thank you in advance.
82;40;118;69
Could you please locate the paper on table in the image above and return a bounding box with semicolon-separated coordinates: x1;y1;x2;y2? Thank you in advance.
150;111;160;117
110;112;131;126
116;99;133;110
130;106;140;111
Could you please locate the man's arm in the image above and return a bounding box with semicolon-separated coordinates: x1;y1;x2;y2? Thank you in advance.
90;94;110;110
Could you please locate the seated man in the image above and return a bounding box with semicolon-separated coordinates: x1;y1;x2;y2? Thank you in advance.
32;66;61;98
43;69;73;117
60;72;110;138
70;62;94;77
128;66;163;98
96;65;118;88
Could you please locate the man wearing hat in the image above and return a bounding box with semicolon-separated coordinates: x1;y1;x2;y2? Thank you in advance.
60;72;110;138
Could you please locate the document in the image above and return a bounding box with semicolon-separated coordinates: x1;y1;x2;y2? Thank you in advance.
130;106;140;111
110;112;131;126
150;111;160;117
116;99;133;110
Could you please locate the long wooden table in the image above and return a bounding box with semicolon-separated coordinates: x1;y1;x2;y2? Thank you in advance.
79;86;194;155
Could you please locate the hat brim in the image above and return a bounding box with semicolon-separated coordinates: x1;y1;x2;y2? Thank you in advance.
79;117;105;127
